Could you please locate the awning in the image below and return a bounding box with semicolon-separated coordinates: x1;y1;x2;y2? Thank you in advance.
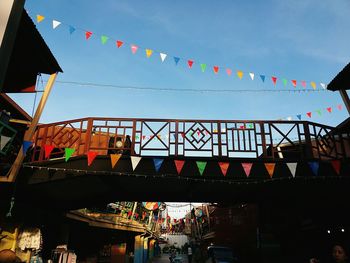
327;62;350;91
2;10;62;93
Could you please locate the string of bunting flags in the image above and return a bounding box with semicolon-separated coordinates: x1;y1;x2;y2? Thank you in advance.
33;13;328;90
21;143;343;178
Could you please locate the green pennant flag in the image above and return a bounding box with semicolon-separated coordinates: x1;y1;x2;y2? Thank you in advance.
65;148;75;162
196;161;207;176
316;109;322;116
200;63;207;72
101;35;109;44
282;78;288;86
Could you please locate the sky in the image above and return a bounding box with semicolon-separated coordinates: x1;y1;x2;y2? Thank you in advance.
9;0;350;127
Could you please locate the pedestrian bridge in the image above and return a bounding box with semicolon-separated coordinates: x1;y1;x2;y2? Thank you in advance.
19;117;349;210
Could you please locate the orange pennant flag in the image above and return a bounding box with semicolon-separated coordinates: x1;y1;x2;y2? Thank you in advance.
264;163;275;178
218;162;230;176
36;15;45;23
87;151;98;166
44;145;54;159
146;49;153;58
237;70;243;79
291;80;297;87
242;163;253;177
331;160;341;175
110;154;122;168
174;160;185;174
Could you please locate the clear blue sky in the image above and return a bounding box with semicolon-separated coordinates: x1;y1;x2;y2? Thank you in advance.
10;0;350;127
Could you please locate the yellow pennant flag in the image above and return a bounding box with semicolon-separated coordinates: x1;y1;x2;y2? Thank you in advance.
310;81;316;89
237;70;243;79
146;49;153;58
264;163;275;178
37;15;45;23
110;154;122;168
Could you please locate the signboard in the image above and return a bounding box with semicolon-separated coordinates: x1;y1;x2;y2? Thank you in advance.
142;202;161;211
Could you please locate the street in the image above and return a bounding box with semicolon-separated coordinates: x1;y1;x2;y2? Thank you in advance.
152;253;189;263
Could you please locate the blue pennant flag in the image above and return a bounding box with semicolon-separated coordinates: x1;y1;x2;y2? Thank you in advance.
22;141;33;155
297;114;302;120
69;26;76;34
308;162;319;175
260;75;266;82
153;158;164;172
174;57;180;65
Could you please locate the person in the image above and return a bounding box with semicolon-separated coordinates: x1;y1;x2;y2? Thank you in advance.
187;246;192;263
310;243;349;263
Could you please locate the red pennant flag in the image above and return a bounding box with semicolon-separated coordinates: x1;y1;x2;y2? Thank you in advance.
174;160;185;174
327;107;332;113
226;68;232;76
242;163;253;177
187;60;194;68
271;76;277;85
218;162;230;176
85;31;92;40
44;145;54;159
301;81;306;88
307;112;312;118
87;151;98;166
291;80;297;87
213;66;219;74
116;40;123;48
331;160;341;175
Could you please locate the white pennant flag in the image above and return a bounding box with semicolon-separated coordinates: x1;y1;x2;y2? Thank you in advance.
287;163;297;177
287;116;292;121
249;72;255;80
320;83;327;89
131;156;142;171
160;53;167;62
0;135;11;151
52;20;61;29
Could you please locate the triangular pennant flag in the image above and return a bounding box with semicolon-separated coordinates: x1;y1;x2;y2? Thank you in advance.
327;107;332;113
264;163;275;178
213;66;219;74
187;60;194;68
174;57;180;65
146;49;153;58
153;158;164;172
337;104;343;110
110;154;122;168
65;148;75;162
260;75;265;82
287;116;292;121
87;151;98;166
200;64;207;72
0;135;11;151
320;83;327;89
237;70;243;79
297;114;302;120
69;26;76;34
282;78;288;86
316;109;322;116
101;35;109;44
44;145;54;159
196;161;207;176
308;162;319;175
218;162;230;177
22;141;33;154
301;81;306;88
291;80;297;87
249;72;255;80
52;20;61;29
160;53;167;62
226;68;232;76
242;163;253;177
85;31;92;40
286;163;297;177
131;45;138;54
36;15;45;23
131;156;142;171
331;160;341;175
174;160;185;174
310;81;316;89
116;40;123;48
307;112;312;118
271;76;277;86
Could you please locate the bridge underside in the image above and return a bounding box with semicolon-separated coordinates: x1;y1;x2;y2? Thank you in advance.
15;155;350;211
